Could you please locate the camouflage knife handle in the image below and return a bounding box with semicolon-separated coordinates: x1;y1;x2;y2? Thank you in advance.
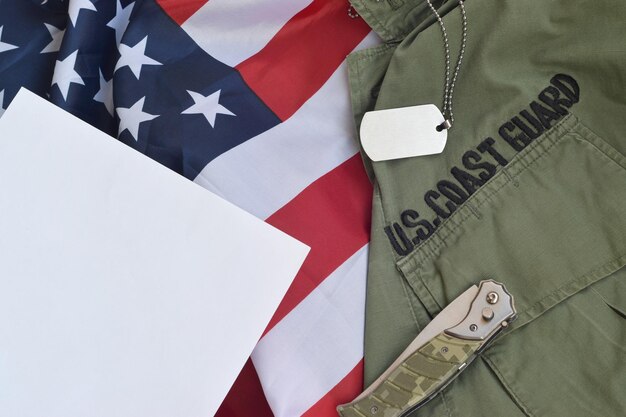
338;332;481;417
337;280;516;417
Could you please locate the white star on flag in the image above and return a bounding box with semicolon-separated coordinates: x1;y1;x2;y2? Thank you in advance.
0;90;5;118
182;90;236;128
68;0;97;27
93;70;114;116
116;97;158;141
51;50;85;100
0;26;18;53
41;23;65;54
107;1;135;45
115;36;161;79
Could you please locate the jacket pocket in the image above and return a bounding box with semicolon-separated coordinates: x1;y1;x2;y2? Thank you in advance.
480;272;626;417
396;114;626;329
395;114;626;415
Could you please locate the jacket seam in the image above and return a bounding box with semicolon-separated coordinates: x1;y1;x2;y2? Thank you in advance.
480;355;535;417
398;115;575;272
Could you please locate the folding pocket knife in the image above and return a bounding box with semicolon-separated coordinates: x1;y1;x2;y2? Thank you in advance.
337;280;516;417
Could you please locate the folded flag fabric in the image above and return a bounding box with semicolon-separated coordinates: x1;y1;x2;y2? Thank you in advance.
0;0;378;415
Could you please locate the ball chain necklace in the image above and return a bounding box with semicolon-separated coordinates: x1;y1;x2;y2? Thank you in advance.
425;0;468;131
357;1;470;161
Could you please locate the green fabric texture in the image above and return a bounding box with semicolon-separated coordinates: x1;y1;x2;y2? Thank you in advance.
349;0;446;43
347;0;626;415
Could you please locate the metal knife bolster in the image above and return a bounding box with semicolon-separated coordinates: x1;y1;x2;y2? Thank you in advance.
337;280;516;417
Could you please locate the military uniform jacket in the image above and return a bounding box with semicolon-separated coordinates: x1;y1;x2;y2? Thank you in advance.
347;0;626;415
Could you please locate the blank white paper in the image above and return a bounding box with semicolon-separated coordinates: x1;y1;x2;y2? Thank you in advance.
0;89;309;417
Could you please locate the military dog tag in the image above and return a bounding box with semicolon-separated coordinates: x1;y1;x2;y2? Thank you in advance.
360;104;447;162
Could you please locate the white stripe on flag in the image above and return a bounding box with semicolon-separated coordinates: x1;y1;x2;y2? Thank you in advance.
193;61;355;218
193;33;379;219
252;245;368;417
181;0;312;67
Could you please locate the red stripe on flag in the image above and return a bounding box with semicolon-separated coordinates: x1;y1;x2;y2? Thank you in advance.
302;360;364;417
156;0;208;25
215;358;275;417
236;0;371;121
264;154;373;335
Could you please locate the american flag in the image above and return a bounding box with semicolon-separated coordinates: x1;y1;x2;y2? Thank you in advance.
0;0;378;416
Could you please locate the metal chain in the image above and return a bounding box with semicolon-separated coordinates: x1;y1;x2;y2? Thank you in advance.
424;0;468;129
347;5;359;19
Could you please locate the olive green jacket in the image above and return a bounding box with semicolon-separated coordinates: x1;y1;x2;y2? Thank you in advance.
348;0;626;415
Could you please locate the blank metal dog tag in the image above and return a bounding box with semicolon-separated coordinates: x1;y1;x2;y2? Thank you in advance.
360;104;447;162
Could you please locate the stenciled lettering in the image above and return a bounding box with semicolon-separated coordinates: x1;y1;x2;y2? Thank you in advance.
385;73;580;256
476;138;508;167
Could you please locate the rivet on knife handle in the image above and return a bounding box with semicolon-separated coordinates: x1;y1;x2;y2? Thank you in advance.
337;280;516;417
